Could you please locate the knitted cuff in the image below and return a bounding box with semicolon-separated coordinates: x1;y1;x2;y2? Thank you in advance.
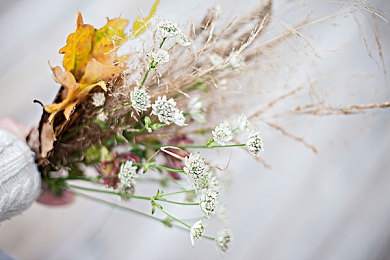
0;129;41;221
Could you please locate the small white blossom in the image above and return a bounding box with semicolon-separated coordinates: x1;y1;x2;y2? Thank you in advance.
209;53;224;67
212;121;233;145
246;131;264;157
200;189;218;217
176;31;191;46
157;20;180;38
173;109;186;126
97;112;108;122
190;219;205;247
184;153;209;190
151;95;177;124
92;92;106;107
215;229;232;252
130;88;151;112
117;183;135;199
151;49;170;64
118;161;138;188
233;114;251;133
188;96;206;123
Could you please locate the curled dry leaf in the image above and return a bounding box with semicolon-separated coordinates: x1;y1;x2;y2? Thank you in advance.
29;2;160;171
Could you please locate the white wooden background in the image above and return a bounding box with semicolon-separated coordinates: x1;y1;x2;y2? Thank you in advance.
0;0;389;259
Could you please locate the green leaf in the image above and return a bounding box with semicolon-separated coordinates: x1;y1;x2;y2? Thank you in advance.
161;217;173;228
206;138;215;147
151;123;164;130
68;165;83;177
85;145;102;163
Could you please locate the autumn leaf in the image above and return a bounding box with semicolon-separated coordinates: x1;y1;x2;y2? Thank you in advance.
45;65;106;122
131;0;160;38
46;13;129;123
59;13;95;81
80;58;126;84
92;17;129;65
59;12;130;83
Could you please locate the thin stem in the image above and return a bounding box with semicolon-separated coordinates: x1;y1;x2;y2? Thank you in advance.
140;68;151;86
133;163;185;173
159;37;167;48
73;191;215;241
72;190;172;224
168;42;177;51
158;206;191;229
68;184;198;206
161;190;195;197
110;102;132;114
146;143;246;150
179;143;246;149
130;116;159;136
69;184;151;200
159;199;199;206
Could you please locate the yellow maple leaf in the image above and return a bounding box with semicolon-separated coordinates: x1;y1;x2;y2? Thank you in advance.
59;12;130;83
131;0;160;38
59;13;95;81
92;17;129;65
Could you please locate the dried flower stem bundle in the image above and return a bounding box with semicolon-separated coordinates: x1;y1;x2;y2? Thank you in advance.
25;0;389;251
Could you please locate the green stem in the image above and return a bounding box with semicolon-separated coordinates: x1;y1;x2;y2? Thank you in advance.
157;206;191;229
145;143;246;150
133;163;185;173
72;191;174;225
141;68;151;86
168;42;177;51
110;102;132;114
69;184;151;200
132;116;159;135
159;37;167;49
179;143;246;149
158;199;198;206
161;190;195;197
73;191;215;241
68;184;198;206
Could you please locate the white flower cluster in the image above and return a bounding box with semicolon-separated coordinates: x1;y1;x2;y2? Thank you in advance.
215;229;232;252
200;189;218;217
118;161;138;193
212;121;233;145
152;95;185;126
212;114;264;157
246;131;264;157
184;152;223;246
157;19;191;46
190;220;204;247
130;88;151;112
183;153;209;191
150;49;170;64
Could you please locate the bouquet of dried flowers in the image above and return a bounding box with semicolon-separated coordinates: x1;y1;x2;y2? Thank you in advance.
25;0;389;252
